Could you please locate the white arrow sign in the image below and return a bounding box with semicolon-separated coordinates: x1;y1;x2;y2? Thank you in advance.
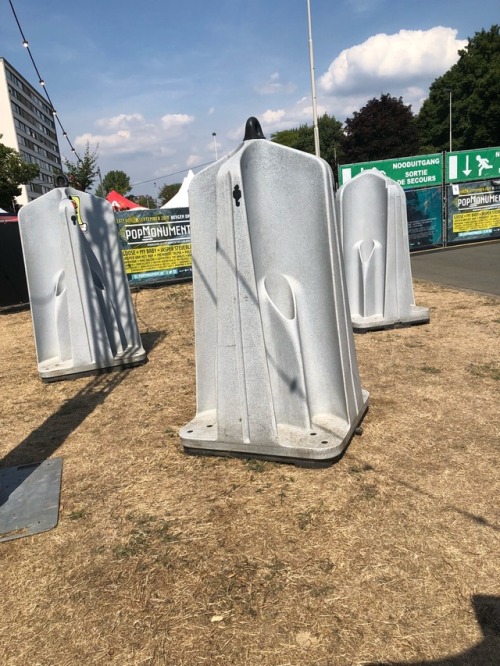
463;155;472;176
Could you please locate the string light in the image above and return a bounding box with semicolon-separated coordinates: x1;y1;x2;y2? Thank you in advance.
131;161;213;187
9;0;214;186
8;0;81;161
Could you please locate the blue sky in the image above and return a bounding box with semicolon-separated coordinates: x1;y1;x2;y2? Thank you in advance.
0;0;498;198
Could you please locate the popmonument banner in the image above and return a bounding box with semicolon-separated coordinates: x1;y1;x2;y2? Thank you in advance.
447;179;500;245
115;208;192;286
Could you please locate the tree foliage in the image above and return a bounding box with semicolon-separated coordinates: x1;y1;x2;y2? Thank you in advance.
342;94;420;163
158;182;182;206
417;25;500;151
0;137;40;211
132;194;155;208
271;114;343;172
63;143;99;192
95;170;132;198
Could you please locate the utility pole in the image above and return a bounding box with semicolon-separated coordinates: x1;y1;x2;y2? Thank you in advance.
307;0;320;157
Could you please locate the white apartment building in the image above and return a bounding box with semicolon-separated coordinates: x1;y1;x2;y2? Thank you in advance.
0;57;63;208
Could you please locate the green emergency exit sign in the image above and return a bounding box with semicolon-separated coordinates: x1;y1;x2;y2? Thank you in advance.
338;153;443;189
446;147;500;183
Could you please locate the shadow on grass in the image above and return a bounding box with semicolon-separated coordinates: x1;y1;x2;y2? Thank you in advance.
0;372;127;473
350;454;499;534
371;595;500;665
140;330;166;355
0;330;165;505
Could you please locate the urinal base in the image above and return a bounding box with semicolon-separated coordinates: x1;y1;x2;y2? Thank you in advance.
39;351;147;382
352;308;430;333
181;401;369;468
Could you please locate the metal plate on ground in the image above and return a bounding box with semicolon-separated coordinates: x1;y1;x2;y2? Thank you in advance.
0;458;63;542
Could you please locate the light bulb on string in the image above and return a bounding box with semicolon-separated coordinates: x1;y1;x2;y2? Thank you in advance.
9;0;77;164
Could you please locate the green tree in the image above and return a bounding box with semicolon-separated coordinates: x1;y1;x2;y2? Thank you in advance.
417;25;500;151
270;126;301;149
0;137;40;211
135;194;155;208
271;114;343;172
342;94;421;163
95;170;132;198
63;143;99;192
158;182;181;206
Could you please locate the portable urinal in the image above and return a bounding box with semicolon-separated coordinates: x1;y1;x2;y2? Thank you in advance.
337;169;429;331
18;188;146;380
180;117;369;466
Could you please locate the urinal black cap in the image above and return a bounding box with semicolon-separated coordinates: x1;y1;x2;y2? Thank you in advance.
243;117;266;141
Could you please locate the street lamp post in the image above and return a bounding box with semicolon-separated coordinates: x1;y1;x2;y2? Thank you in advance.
212;132;218;161
306;0;320;157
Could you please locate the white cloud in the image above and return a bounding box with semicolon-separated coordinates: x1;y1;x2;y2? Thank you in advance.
228;27;452;141
95;113;144;130
186;154;203;168
254;98;328;136
227;110;290;141
261;109;287;125
256;72;297;95
227;97;329;141
403;85;429;109
75;130;131;149
74;112;196;157
319;27;467;95
161;113;195;133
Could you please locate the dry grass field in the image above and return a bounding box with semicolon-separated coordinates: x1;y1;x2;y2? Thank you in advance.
0;279;499;665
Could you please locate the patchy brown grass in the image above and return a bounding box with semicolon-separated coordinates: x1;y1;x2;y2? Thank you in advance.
0;280;499;666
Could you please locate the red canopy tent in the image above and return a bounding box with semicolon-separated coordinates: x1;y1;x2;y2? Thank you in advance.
106;190;142;211
0;212;18;223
